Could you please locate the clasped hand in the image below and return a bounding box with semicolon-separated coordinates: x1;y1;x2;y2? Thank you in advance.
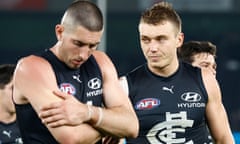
39;90;89;127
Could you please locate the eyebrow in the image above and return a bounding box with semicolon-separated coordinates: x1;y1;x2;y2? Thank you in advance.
73;39;100;47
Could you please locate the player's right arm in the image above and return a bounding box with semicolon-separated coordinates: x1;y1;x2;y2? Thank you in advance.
201;68;234;143
13;55;102;144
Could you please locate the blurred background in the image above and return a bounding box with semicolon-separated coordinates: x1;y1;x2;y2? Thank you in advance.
0;0;239;140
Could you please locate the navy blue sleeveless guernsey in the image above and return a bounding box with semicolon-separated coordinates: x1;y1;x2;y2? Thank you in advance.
15;50;103;144
126;62;213;144
0;121;23;144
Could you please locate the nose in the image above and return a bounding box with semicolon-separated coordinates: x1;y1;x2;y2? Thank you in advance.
212;68;217;76
149;41;158;52
78;46;91;61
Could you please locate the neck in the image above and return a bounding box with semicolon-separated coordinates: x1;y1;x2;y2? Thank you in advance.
149;58;179;77
0;109;16;123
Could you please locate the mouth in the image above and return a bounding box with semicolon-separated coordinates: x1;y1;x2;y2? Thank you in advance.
72;59;83;66
148;55;159;60
149;55;159;58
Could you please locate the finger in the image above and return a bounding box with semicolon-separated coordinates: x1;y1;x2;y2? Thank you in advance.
53;90;69;100
39;106;62;118
46;119;66;128
103;136;114;144
40;101;62;111
103;137;111;144
41;113;63;124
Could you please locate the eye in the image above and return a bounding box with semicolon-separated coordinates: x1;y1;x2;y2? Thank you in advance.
89;44;98;49
73;40;85;47
155;36;167;43
199;63;209;68
141;36;151;44
213;63;217;70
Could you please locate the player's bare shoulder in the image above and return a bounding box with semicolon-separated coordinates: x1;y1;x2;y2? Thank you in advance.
16;55;53;76
201;67;221;100
13;55;55;103
92;50;116;70
92;50;108;62
92;50;118;80
201;67;217;85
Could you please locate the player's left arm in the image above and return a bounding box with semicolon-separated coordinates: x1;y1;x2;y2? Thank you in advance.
93;50;139;138
202;68;235;143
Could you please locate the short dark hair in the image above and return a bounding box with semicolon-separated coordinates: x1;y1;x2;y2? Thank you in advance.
140;1;182;34
0;64;16;89
178;41;217;63
61;0;103;31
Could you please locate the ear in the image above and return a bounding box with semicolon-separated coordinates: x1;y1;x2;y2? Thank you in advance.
55;24;64;41
176;32;184;48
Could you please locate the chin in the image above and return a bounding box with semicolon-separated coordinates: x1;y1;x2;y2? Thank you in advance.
67;62;80;69
72;64;82;69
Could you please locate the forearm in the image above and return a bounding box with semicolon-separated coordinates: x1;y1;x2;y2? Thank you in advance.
49;123;103;144
74;123;103;144
215;135;235;144
88;105;139;138
214;119;235;144
207;104;235;144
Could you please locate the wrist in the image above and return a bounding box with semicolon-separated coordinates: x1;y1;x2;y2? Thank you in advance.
86;104;93;121
95;107;103;126
87;105;103;127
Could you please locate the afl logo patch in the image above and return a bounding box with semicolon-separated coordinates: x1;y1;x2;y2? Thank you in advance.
135;98;160;110
181;92;201;102
60;83;76;95
88;78;101;90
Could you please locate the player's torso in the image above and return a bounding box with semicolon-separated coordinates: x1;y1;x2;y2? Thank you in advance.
126;63;213;144
44;50;103;106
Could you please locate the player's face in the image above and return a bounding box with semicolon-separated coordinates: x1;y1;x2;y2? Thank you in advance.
57;25;103;69
192;52;217;75
139;21;183;73
0;80;15;113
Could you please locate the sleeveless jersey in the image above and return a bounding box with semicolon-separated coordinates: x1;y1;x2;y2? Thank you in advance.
125;62;213;144
0;121;23;144
14;50;103;144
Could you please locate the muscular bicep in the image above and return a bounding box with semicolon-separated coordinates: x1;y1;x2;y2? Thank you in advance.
14;55;60;113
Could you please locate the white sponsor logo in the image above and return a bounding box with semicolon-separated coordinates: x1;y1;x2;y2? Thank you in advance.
162;86;174;94
88;78;101;90
178;103;205;108
2;130;12;138
181;92;201;102
72;74;82;83
86;89;103;97
178;92;205;108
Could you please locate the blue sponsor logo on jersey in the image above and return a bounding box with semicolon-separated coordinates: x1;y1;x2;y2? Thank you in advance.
135;98;160;110
60;83;76;95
